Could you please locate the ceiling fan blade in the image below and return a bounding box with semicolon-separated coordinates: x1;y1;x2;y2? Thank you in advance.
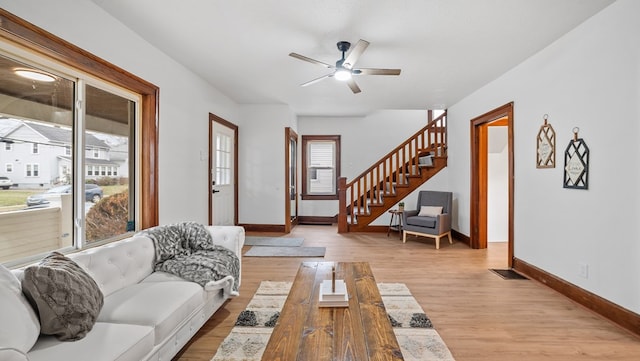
356;68;401;76
346;78;361;94
301;73;334;87
343;39;369;69
289;53;334;69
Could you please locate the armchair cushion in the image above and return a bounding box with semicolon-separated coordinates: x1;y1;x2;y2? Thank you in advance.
406;216;436;228
417;206;442;217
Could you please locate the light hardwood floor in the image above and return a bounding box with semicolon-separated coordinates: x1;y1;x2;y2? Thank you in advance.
174;225;640;361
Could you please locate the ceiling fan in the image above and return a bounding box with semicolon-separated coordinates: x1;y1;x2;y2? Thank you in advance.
289;39;401;94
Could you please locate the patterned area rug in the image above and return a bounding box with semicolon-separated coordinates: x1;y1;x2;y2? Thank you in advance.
211;281;455;361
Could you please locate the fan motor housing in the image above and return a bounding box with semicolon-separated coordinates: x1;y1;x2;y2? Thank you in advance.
337;41;351;53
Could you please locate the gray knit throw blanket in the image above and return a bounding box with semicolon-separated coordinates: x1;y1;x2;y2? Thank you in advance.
139;222;240;296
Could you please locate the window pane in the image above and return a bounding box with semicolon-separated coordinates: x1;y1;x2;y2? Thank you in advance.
309;142;335;167
309;168;335;193
84;84;134;244
0;54;75;263
215;133;232;186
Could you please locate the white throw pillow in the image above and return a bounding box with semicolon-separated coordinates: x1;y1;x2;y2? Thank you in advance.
0;264;40;358
417;206;443;217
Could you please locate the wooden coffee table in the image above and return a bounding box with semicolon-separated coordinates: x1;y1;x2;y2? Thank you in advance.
262;261;403;361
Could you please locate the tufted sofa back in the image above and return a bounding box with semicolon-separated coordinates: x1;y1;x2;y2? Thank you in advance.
69;235;155;297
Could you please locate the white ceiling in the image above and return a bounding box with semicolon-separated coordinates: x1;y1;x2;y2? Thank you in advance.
92;0;614;117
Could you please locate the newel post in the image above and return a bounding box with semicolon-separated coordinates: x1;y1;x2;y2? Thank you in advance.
338;177;347;233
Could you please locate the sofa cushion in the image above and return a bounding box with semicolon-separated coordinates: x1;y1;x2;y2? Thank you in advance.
208;225;245;255
141;222;240;296
417;205;442;217
0;349;28;361
21;252;104;341
406;215;436;228
0;265;40;360
97;280;203;345
141;270;188;283
28;322;154;361
69;235;155;297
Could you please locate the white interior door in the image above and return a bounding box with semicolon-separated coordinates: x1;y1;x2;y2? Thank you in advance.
212;122;235;225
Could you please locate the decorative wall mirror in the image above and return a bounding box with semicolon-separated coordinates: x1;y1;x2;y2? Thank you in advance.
563;127;589;189
536;114;556;168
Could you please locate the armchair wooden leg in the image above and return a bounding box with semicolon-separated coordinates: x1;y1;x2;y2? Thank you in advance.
435;235;440;249
447;231;453;244
402;230;407;243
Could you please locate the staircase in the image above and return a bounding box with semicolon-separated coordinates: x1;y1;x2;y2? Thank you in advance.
338;110;447;233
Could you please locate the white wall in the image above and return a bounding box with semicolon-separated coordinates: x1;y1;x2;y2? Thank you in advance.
1;0;240;225
237;104;297;225
447;0;640;313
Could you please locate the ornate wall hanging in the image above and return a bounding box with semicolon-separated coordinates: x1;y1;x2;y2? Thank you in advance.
563;127;589;189
536;114;555;168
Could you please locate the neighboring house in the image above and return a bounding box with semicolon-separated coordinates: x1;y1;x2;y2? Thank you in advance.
0;120;123;188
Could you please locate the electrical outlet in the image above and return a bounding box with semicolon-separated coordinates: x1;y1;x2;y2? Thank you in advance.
578;263;589;278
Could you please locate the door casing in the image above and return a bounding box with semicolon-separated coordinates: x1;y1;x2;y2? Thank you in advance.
285;127;299;233
470;102;514;266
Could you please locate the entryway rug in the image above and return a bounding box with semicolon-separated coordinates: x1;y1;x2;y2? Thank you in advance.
211;281;456;361
244;236;304;247
244;246;326;257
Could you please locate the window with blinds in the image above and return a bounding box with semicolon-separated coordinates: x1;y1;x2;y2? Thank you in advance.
302;135;340;200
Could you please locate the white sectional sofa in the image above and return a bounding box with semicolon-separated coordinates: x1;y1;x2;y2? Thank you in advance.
0;225;244;361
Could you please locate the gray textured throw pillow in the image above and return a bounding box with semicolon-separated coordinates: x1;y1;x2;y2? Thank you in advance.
22;252;104;341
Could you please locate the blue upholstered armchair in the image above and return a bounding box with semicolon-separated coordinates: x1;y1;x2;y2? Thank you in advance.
402;191;453;249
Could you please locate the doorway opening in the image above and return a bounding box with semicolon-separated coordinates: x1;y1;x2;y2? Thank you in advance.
285;127;299;233
470;102;514;267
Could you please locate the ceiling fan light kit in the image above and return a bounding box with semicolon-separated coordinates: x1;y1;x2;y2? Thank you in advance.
289;39;401;94
334;68;352;81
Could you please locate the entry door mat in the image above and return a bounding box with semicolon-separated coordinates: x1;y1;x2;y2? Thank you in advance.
244;246;325;257
244;236;304;247
490;269;528;280
211;281;455;361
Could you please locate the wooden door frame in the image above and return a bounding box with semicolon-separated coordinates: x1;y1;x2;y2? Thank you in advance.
285;127;299;233
208;113;239;226
470;102;514;267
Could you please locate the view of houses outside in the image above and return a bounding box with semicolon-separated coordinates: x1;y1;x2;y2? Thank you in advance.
0;117;128;190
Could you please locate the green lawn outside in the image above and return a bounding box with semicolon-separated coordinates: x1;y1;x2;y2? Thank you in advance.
0;185;128;209
103;185;128;197
0;190;40;207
